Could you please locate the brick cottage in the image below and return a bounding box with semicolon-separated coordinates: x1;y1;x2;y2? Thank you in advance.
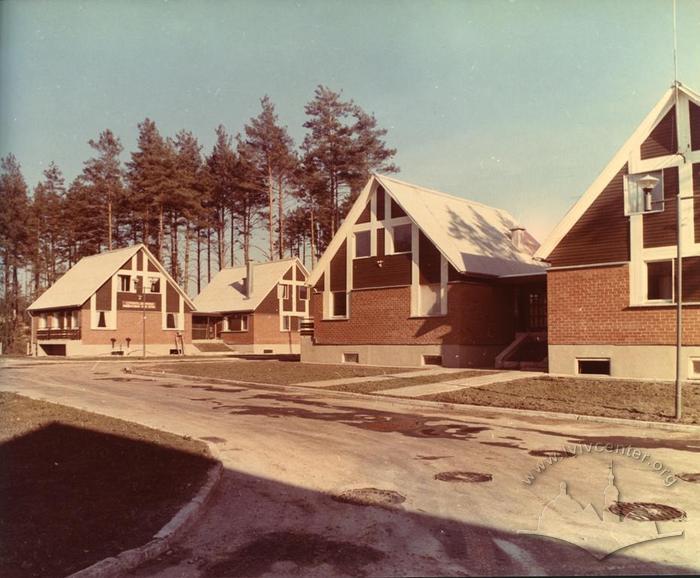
27;244;194;356
536;82;700;380
302;174;548;368
192;258;309;354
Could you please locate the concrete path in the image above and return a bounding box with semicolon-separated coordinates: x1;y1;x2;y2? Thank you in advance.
296;366;467;388
380;370;546;398
1;358;698;577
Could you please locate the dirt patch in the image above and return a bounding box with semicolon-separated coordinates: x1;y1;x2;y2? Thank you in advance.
480;441;522;449
609;502;687;522
200;436;227;444
204;532;384;577
331;488;406;509
677;472;700;483
148;360;421;385
421;376;700;425
191;385;247;394
528;449;576;458
0;392;214;578
325;370;494;395
414;455;453;461
434;471;492;483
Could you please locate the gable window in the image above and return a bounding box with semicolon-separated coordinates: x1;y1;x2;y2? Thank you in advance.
418;284;443;316
624;171;664;215
355;230;371;258
277;284;291;299
332;291;348;318
119;275;131;292
166;313;177;329
97;311;107;328
390;224;412;254
646;260;673;302
149;277;161;293
281;315;291;332
298;286;309;301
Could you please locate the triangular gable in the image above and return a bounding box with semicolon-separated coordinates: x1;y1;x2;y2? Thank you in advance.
536;84;700;261
28;244;195;312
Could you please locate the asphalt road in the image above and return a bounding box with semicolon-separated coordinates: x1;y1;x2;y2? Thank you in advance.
1;357;699;577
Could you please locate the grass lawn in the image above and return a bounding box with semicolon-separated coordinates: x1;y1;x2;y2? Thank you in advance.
421;376;700;425
0;392;215;578
325;370;492;395
148;360;423;385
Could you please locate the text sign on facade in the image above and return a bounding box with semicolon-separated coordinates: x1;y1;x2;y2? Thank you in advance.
122;300;157;310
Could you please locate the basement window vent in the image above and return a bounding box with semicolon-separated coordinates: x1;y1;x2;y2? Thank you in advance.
263;349;274;354
423;355;442;366
689;359;700;380
577;358;611;376
343;352;360;364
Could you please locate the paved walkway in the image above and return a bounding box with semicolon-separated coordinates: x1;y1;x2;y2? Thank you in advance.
295;366;469;388
379;371;545;398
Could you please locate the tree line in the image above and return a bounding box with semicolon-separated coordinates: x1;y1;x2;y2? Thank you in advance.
0;85;398;352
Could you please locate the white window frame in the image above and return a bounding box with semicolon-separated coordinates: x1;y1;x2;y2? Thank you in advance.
644;259;674;304
418;283;444;317
331;291;349;319
148;276;161;293
354;230;372;258
281;315;291;332
225;313;249;332
118;274;132;293
624;171;665;216
96;310;108;328
277;284;291;299
38;313;47;329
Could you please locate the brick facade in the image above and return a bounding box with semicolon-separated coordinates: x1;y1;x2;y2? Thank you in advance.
312;282;516;347
548;264;700;346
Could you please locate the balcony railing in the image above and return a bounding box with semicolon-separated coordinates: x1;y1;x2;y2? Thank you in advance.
36;328;81;340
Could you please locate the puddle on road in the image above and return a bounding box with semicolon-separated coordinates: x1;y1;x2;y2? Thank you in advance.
434;471;492;483
677;472;700;483
609;501;687;522
528;449;576;458
480;441;522;449
191;385;247;394
203;531;384;577
199;436;227;444
414;455;453;461
331;488;406;510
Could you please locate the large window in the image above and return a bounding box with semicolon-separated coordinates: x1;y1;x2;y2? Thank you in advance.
647;260;673;302
148;277;161;293
625;171;664;215
418;284;443;316
97;311;107;328
332;291;347;317
355;230;371;258
119;275;131;292
390;224;412;254
226;314;249;332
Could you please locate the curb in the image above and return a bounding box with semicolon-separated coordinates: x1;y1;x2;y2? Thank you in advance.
68;454;223;578
133;368;700;434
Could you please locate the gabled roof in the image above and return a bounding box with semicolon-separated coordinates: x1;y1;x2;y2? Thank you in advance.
27;244;196;312
536;82;700;261
192;258;307;314
308;174;545;285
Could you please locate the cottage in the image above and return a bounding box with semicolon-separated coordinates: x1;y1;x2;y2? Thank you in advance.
27;244;194;356
192;258;309;354
302;174;548;368
536;83;700;380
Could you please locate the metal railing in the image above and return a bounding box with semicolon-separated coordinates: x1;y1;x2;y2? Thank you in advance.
36;328;81;340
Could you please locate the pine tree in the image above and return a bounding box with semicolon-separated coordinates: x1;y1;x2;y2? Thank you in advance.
300;86;398;251
81;129;124;250
244;96;297;259
31;162;66;289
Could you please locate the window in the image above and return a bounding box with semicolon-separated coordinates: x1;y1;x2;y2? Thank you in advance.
282;315;291;331
332;291;347;317
391;224;412;254
355;230;371;258
148;277;160;293
71;310;79;329
226;314;248;332
39;314;47;329
166;313;177;329
277;284;290;299
423;355;442;366
343;352;359;364
97;311;107;328
624;171;664;215
577;359;611;375
689;358;700;380
647;260;673;301
298;286;309;301
419;284;443;316
119;275;131;292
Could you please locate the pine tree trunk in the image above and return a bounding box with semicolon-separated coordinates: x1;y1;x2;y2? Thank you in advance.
268;165;274;259
158;204;164;261
310;206;317;267
217;208;224;272
196;228;201;294
207;228;212;283
277;176;284;259
171;214;178;280
230;209;235;267
108;195;113;250
184;222;191;296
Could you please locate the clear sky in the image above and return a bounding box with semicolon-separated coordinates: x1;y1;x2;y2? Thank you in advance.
2;0;700;242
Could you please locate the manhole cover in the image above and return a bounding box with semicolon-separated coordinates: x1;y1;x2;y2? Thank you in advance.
677;473;700;483
332;488;406;509
609;502;687;522
434;471;492;483
528;449;575;458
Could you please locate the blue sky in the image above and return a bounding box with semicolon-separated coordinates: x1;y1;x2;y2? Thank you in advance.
2;0;700;242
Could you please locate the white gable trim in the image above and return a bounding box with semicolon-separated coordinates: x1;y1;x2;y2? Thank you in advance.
137;245;197;311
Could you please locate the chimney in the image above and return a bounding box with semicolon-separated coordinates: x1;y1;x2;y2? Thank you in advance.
510;227;526;251
246;260;255;298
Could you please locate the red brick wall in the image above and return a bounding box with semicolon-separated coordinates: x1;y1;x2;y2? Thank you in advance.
548;264;700;345
312;283;515;346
